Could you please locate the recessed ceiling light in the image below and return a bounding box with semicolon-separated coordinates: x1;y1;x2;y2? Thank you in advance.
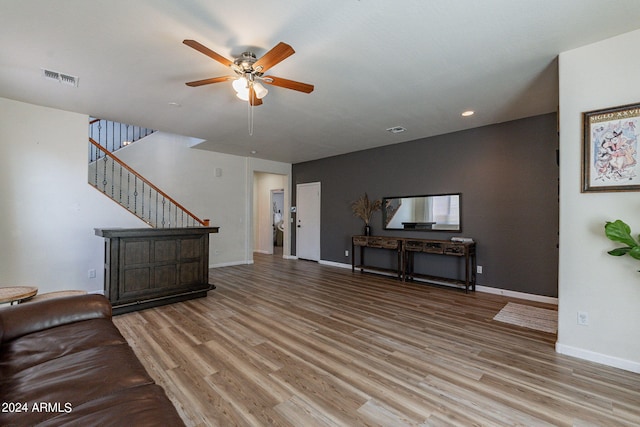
461;110;475;117
168;102;181;107
386;126;406;134
250;150;257;155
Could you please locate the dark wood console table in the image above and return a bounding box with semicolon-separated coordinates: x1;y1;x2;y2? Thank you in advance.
352;235;476;292
352;236;403;280
96;227;219;314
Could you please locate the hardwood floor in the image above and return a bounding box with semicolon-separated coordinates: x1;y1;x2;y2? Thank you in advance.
113;254;640;426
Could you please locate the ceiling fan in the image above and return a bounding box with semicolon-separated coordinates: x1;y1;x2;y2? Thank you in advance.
183;39;314;106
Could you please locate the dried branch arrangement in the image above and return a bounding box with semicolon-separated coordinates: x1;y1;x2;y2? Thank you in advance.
351;193;382;225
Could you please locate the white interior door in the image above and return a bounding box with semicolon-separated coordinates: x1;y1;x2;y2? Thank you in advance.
296;182;320;261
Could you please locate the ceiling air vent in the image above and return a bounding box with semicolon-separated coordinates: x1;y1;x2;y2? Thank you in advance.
42;68;79;87
386;126;406;134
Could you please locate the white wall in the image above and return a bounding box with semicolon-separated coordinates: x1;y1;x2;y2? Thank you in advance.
558;29;640;372
0;98;142;294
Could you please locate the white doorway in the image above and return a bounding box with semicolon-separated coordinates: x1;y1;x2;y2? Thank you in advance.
253;173;288;256
296;182;321;261
271;189;285;255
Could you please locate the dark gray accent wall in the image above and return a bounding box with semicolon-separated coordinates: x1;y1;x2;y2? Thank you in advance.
292;113;559;297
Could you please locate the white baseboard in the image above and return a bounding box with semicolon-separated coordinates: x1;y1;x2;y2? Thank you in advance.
556;342;640;373
253;250;271;255
476;285;558;305
283;255;298;260
210;260;253;268
319;260;351;269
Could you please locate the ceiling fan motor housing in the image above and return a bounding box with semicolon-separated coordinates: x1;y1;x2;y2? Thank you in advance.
234;52;263;77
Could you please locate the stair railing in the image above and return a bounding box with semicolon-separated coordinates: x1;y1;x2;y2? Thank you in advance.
88;138;209;228
89;118;155;161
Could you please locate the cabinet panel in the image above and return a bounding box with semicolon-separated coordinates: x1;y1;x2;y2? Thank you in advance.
180;261;201;285
123;267;151;292
154;240;178;262
123;241;151;265
155;265;178;288
180;238;201;259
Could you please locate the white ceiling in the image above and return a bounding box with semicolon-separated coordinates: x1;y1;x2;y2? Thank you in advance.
2;1;640;164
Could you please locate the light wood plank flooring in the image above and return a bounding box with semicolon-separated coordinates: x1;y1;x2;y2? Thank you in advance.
113;254;640;426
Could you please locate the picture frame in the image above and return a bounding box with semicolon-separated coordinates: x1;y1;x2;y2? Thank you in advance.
582;102;640;192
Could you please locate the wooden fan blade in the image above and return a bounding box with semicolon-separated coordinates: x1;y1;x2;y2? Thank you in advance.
183;39;233;68
253;42;295;73
249;86;263;106
185;76;234;87
263;76;314;93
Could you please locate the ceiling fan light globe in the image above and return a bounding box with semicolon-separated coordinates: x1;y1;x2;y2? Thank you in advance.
232;77;248;93
236;91;249;101
253;82;268;99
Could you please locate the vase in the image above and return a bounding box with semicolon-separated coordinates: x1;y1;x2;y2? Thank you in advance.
364;225;371;236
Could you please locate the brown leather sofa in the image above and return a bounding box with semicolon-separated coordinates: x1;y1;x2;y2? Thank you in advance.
0;294;184;426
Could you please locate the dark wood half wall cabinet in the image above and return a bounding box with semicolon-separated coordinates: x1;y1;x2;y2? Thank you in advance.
95;227;219;314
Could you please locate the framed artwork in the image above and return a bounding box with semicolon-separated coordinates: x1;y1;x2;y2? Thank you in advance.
583;102;640;192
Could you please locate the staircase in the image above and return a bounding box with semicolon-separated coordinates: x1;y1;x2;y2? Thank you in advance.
88;118;209;228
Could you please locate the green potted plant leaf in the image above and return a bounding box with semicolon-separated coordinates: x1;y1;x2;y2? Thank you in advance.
604;220;640;268
351;193;381;236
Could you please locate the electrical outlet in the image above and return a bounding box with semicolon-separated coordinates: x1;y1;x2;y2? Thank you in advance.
88;269;96;279
477;265;483;274
577;311;589;326
345;250;349;257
